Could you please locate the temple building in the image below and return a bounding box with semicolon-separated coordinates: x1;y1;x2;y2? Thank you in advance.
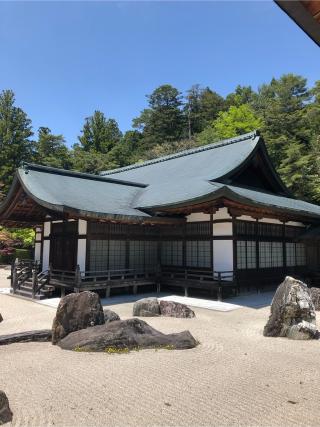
1;131;320;299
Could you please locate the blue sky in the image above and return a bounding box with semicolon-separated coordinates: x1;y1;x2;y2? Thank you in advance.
1;1;319;147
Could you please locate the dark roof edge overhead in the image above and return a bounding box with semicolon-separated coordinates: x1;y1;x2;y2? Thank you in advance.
101;131;259;176
275;1;320;47
21;163;147;188
142;185;320;220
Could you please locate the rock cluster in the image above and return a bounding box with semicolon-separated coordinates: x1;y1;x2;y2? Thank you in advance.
52;291;105;344
133;298;195;318
58;318;197;352
264;276;318;340
0;390;13;425
51;292;196;352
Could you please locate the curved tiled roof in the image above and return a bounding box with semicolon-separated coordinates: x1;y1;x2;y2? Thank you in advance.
101;131;260;185
14;164;149;221
1;131;320;223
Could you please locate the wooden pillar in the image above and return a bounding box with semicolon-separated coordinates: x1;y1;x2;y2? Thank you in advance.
12;258;19;293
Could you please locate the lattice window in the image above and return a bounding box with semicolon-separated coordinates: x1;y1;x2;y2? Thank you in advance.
296;243;306;266
259;241;283;268
161;241;183;266
186;240;211;268
286;242;306;266
286;243;295;267
285;226;305;238
160;225;184;237
236;240;256;270
89;239;126;271
258;223;283;238
109;240;126;269
90;240;109;271
186;222;211;237
129;240;158;271
235;221;256;236
144;241;158;269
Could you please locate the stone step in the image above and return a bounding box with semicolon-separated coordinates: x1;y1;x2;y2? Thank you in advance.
14;289;46;300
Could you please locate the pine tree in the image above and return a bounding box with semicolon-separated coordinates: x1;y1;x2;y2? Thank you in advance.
0;90;34;193
35;127;71;169
133;84;185;146
78;111;122;153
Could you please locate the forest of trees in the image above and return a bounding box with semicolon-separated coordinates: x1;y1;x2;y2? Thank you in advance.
0;73;320;205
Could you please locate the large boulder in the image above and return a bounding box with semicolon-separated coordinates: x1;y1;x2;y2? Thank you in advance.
52;291;105;344
159;301;195;318
0;390;13;425
310;287;320;310
133;297;160;317
103;309;120;323
264;276;317;339
58;318;197;352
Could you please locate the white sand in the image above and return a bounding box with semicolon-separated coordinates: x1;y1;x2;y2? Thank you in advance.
1;292;320;427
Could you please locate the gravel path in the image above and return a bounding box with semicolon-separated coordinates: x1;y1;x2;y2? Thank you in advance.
1;291;320;427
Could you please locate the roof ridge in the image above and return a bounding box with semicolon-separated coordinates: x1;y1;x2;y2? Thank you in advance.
20;163;147;188
101;131;259;176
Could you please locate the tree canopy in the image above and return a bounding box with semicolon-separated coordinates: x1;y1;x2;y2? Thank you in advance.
0;74;320;207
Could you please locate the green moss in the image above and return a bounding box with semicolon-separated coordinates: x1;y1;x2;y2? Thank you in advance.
73;346;90;352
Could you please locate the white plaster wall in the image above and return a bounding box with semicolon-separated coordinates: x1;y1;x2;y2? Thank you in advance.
35;232;42;241
213;240;233;274
212;207;231;221
259;218;283;225
237;215;256;222
42;240;50;270
77;239;86;272
34;242;41;262
213;222;233;236
286;221;305;227
78;219;87;235
186;213;210;222
43;222;51;237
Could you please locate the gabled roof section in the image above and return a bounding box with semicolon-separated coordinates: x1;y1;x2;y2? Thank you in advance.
103;130;290;199
0;163;150;224
101;131;260;185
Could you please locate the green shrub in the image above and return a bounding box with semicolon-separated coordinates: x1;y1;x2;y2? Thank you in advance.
15;248;32;260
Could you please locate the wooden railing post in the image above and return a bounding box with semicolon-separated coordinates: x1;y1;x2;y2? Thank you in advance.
32;264;38;299
74;265;81;293
12;258;19;294
49;263;52;279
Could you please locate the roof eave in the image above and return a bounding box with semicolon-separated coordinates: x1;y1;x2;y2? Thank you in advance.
140;185;320;221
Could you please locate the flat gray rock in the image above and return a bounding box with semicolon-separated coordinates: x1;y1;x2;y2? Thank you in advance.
264;276;317;339
287;321;318;340
52;291;105;344
0;329;52;346
0;390;13;425
159;300;195;318
58;318;197;352
132;298;160;317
